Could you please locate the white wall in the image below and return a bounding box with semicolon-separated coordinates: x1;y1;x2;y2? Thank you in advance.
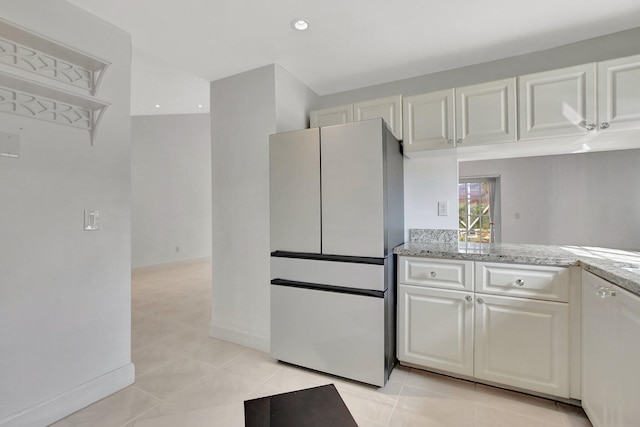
209;65;318;351
459;149;640;250
0;1;133;425
274;66;318;132
404;157;459;239
131;114;212;268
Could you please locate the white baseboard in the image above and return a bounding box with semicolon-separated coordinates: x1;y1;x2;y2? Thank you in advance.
0;363;135;427
209;322;269;353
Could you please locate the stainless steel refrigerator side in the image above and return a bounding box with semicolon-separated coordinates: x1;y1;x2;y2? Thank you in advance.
268;128;321;254
320;119;386;258
383;125;405;383
384;125;405;255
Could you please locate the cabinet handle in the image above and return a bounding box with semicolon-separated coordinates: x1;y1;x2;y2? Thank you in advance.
465;295;472;302
430;271;437;278
515;279;525;287
477;297;484;304
600;122;610;130
446;139;454;145
456;138;463;145
578;121;597;131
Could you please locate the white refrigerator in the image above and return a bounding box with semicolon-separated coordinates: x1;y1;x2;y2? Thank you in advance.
269;118;404;387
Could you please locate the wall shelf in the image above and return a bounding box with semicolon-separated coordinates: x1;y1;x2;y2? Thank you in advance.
0;72;109;145
0;17;110;96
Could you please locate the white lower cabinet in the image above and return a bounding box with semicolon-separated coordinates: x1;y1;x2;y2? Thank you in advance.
582;271;640;427
398;256;571;399
398;285;474;376
474;294;569;397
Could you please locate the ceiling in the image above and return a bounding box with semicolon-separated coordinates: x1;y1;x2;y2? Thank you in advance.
66;0;640;116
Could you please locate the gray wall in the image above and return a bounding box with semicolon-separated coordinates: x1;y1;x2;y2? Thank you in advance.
316;26;640;108
460;149;640;250
131;114;212;268
0;1;133;425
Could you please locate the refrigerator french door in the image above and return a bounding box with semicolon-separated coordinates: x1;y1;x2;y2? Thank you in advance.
269;119;403;387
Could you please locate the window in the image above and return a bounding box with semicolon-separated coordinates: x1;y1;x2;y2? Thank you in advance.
459;176;500;243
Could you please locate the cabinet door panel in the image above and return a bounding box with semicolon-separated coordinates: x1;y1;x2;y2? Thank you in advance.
581;272;610;427
269;128;321;253
598;54;640;132
614;286;640;427
399;257;473;291
474;294;569;397
310;104;353;128
398;285;474;376
519;64;596;140
354;95;403;140
403;89;455;151
475;262;569;302
456;78;517;146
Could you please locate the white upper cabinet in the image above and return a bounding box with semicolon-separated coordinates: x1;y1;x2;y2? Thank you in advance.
310;104;353;128
404;79;516;152
403;89;455;152
597;54;640;132
518;64;597;140
354;95;403;140
455;78;517;146
310;96;403;140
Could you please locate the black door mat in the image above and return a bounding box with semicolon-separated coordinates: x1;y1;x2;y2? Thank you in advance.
244;384;358;427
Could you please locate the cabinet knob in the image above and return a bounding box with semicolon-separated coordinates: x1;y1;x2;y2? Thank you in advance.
515;279;525;287
477;297;484;304
465;295;472;302
600;122;610;130
456;138;463;145
597;287;617;298
446;139;454;145
579;121;597;131
430;271;437;278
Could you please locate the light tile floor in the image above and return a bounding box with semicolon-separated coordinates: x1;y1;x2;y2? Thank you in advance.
53;258;592;427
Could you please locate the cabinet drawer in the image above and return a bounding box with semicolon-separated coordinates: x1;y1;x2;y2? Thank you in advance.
399;257;473;291
476;262;569;302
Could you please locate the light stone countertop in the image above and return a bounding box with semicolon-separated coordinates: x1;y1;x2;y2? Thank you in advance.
394;242;640;297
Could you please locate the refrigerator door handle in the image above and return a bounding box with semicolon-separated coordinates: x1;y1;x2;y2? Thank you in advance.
271;279;385;298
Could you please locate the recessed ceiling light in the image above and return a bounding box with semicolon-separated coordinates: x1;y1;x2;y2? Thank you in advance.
155;104;160;108
198;104;203;108
291;19;309;31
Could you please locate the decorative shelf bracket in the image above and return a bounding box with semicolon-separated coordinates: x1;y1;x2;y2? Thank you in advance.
0;72;109;145
0;18;110;96
0;17;111;145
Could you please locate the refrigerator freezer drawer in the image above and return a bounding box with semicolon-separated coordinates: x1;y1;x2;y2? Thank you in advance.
271;256;387;291
270;284;386;387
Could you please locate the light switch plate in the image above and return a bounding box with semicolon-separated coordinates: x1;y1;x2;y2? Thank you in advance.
84;209;100;231
0;131;20;158
438;201;449;216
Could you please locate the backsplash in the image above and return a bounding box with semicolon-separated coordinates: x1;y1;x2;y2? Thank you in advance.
410;229;459;243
